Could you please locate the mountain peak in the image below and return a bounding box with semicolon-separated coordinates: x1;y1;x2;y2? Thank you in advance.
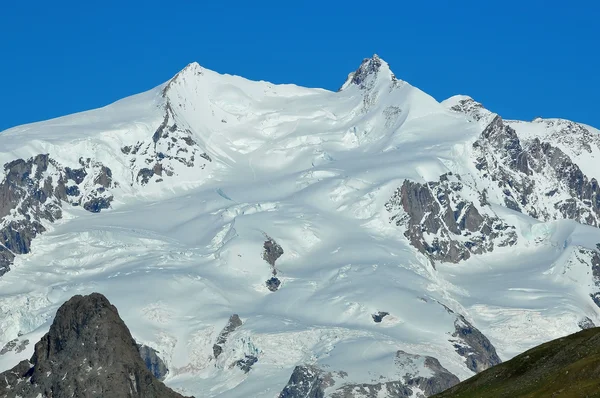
162;61;205;97
0;293;190;398
340;54;397;91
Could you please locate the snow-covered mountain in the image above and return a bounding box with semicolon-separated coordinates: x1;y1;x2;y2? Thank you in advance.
1;55;599;397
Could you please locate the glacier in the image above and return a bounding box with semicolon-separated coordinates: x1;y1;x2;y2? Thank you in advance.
0;55;599;397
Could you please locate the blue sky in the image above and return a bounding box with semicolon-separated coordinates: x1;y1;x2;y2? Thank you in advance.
1;1;598;131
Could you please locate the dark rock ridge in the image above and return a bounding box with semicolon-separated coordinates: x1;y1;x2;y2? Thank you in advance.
0;155;115;276
138;344;169;381
0;292;190;398
385;173;517;264
279;351;459;398
451;315;502;373
213;314;243;359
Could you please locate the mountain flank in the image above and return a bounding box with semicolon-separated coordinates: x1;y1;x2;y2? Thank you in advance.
433;327;600;398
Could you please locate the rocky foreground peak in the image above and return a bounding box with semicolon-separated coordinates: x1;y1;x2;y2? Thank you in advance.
0;293;190;398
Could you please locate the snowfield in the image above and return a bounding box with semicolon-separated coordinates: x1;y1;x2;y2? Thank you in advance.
1;55;599;397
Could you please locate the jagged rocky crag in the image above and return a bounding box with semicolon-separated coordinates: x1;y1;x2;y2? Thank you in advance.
212;314;243;359
456;96;600;227
0;154;114;276
279;351;460;398
0;292;189;398
385;173;517;264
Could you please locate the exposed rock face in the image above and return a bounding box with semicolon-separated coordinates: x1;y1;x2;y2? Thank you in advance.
233;355;258;373
0;338;29;355
460;104;600;228
279;351;459;398
433;327;600;397
0;155;115;276
451;315;502;373
263;237;284;267
372;311;389;323
387;101;600;266
478;115;531;175
125;80;212;187
0;293;190;398
263;235;284;291
138;344;169;381
213;314;243;359
279;365;330;398
579;317;596;330
266;277;282;292
350;55;385;88
402;355;461;397
385;173;517;264
531;118;600;158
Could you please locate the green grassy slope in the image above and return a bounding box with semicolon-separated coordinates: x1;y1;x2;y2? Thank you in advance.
433;327;600;398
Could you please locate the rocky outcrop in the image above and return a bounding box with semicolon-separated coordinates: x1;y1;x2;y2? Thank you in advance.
0;338;29;355
451;315;502;373
402;354;461;397
279;351;459;398
372;311;389;323
465;109;600;227
478;115;530;175
527;139;600;225
213;314;243;359
0;155;115;276
263;235;284;291
279;365;331;398
0;293;190;398
385;173;516;264
125;96;211;187
263;236;284;266
233;354;258;373
578;317;596;330
266;277;281;292
138;344;169;380
532;118;600;158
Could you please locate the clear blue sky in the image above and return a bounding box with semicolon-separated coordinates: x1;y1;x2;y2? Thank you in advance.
1;1;599;131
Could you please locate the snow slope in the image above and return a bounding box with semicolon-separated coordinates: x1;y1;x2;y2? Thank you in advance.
1;55;600;397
